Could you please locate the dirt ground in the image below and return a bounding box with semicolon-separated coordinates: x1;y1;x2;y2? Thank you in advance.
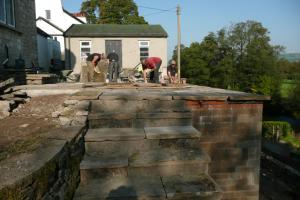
0;95;68;161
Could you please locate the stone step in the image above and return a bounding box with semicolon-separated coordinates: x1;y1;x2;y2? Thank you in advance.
90;99;189;114
74;175;222;200
88;112;192;128
85;126;201;156
80;148;210;183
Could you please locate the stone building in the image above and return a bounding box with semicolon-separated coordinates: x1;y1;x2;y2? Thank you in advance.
0;0;37;68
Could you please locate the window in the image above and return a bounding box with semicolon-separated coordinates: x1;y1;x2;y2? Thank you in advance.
0;0;15;27
45;10;51;20
139;41;149;60
80;41;91;61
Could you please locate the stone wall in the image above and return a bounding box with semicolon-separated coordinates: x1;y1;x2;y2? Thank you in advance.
186;101;262;200
0;126;86;200
0;0;37;68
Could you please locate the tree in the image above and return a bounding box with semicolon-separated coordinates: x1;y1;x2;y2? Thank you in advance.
176;21;282;97
81;0;147;24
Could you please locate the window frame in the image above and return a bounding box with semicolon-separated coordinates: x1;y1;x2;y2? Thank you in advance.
0;0;6;24
139;40;150;60
80;41;92;61
6;0;15;27
0;0;15;27
45;9;51;20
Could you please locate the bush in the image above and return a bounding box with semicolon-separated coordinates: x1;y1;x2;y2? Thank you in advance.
262;121;293;141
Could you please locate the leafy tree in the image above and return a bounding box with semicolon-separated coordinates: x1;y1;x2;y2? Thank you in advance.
81;0;147;24
177;21;283;97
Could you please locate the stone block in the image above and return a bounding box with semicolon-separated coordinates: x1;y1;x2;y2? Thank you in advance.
0;111;10;119
85;139;159;156
0;100;11;112
76;111;89;116
135;118;192;128
74;100;90;111
70;90;102;100
80;154;128;170
63;99;79;106
161;175;222;200
129;148;210;167
74;176;165;200
91;100;142;113
85;128;145;142
59;116;72;126
145;126;201;140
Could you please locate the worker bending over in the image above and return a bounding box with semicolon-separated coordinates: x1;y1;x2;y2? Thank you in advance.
141;57;162;83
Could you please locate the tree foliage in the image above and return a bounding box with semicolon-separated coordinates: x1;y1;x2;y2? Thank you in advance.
81;0;147;24
176;21;283;96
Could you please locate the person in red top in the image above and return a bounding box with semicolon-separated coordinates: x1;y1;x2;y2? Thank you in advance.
141;57;162;83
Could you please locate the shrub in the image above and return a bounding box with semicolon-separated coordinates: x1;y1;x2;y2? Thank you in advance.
262;121;293;141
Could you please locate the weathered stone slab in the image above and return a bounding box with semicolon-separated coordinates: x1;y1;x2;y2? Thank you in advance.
129;148;210;167
91;99;142;113
135;118;192;128
70;89;102;100
99;89;140;100
85;140;159;156
137;90;173;100
138;112;192;119
46;126;85;142
74;176;165;200
162;175;222;200
145;126;201;139
88;112;136;120
0;100;11;111
80;155;128;169
128;161;209;178
228;93;271;101
85;128;145;141
0;140;66;189
173;92;228;101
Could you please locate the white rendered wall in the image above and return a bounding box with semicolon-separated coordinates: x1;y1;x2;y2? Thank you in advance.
66;37;168;76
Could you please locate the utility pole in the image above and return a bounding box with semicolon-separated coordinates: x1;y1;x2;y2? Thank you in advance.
177;5;181;82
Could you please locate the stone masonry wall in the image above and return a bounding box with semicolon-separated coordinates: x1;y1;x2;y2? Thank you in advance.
186;100;263;200
0;126;86;200
0;0;37;68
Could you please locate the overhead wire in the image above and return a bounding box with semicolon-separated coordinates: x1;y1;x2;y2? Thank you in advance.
137;5;177;16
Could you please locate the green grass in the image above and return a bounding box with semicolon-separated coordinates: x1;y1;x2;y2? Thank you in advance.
281;133;300;150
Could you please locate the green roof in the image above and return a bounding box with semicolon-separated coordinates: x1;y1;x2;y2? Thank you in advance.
64;24;168;38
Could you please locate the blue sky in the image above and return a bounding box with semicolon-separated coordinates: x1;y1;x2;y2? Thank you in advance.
63;0;300;58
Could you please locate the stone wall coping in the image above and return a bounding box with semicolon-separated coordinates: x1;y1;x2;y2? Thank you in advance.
10;83;270;101
0;126;85;190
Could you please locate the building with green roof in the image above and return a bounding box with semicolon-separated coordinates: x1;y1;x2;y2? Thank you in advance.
64;24;168;78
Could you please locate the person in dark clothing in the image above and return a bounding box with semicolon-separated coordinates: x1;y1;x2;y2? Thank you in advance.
167;60;178;83
141;57;162;83
107;50;120;82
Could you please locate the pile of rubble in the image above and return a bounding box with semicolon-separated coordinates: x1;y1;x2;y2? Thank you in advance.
51;99;90;127
0;88;30;119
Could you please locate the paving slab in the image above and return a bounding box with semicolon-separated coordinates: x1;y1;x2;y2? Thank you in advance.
99;89;140;100
80;154;128;169
69;89;102;100
74;176;166;200
85;139;159;156
129;148;210;167
85;128;145;141
137;112;192;119
162;175;222;200
46;126;85;142
145;126;201;140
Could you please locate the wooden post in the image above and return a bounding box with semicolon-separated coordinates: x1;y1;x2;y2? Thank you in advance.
177;5;181;82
